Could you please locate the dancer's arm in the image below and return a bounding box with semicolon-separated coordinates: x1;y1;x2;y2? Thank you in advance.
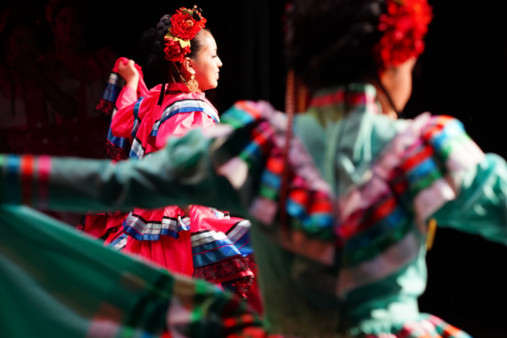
0;129;247;217
110;60;142;138
433;153;507;245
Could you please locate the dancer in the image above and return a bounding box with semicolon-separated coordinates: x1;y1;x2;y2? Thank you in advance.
82;6;261;311
2;0;506;336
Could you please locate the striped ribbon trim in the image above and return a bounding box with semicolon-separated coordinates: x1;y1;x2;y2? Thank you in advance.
220;100;262;128
336;114;483;250
310;84;378;109
105;124;131;161
20;155;34;205
219;101;334;235
217;101;336;264
125;97;145;159
121;212;191;241
131;97;143;139
1;154;51;208
335;114;484;295
150;99;220;138
364;314;472;338
226;219;254;256
109;233;128;250
103;73;125;101
191;227;250;268
129;137;144;160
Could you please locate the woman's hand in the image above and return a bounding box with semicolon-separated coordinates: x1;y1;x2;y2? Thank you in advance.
117;59;140;91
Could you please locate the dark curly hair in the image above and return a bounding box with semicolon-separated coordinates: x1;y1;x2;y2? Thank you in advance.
140;12;210;85
284;0;386;90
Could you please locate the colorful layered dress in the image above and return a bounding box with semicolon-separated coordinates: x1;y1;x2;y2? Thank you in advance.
3;83;507;336
83;73;260;308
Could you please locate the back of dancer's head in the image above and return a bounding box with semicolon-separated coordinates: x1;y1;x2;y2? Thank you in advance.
284;0;432;90
141;7;210;84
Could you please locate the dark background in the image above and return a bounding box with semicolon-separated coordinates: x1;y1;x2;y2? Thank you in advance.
2;0;507;336
93;0;288;113
408;2;507;337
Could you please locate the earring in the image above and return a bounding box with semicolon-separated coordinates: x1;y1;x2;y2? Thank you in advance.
187;74;200;93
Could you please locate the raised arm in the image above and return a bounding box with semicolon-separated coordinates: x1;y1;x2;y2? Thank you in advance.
0;129;246;216
433;153;507;244
109;60;144;138
401;114;507;245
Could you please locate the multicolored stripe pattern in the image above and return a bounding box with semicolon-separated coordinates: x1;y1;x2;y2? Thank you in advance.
94;72;125;117
192;220;255;288
215;101;338;265
217;87;484;288
118;206;256;295
0;154;51;208
151;99;220;137
365;314;472;338
335;112;484;296
129;97;145;159
192;220;253;269
105;122;131;161
219;101;335;237
121;212;191;241
128;98;219;160
308;83;379;119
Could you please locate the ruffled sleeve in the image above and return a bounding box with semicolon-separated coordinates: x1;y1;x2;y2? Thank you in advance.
109;86;141;138
404;116;507;243
433;153;507;243
153;98;219;148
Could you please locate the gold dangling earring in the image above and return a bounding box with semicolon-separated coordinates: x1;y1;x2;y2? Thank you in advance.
187;74;200;93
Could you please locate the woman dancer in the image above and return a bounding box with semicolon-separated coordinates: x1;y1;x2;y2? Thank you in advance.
83;6;260;310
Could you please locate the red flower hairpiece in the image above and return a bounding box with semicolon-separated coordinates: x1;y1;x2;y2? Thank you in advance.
374;0;432;68
164;6;207;63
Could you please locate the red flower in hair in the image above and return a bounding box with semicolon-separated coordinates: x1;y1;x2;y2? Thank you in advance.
163;7;207;63
170;8;207;41
164;37;191;63
374;0;432;68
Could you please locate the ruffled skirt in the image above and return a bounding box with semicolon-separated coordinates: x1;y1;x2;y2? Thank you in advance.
83;204;263;314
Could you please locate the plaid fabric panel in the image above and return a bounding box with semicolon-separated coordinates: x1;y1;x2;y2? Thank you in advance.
122;211;191;241
0;204;269;337
364;314;472;338
95;72;125;117
0;154;51;208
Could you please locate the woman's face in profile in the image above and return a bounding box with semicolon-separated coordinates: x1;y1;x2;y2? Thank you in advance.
189;30;223;91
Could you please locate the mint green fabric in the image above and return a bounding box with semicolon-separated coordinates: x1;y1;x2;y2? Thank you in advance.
0;204;264;337
433;153;507;243
2;85;506;336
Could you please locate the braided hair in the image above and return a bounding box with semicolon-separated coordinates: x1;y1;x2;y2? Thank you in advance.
141;13;210;85
285;0;386;91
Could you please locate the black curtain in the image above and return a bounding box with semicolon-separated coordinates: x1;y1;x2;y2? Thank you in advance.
407;1;507;336
90;0;287;113
2;0;507;336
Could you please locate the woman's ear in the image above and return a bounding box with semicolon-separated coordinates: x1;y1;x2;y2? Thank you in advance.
181;57;195;77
